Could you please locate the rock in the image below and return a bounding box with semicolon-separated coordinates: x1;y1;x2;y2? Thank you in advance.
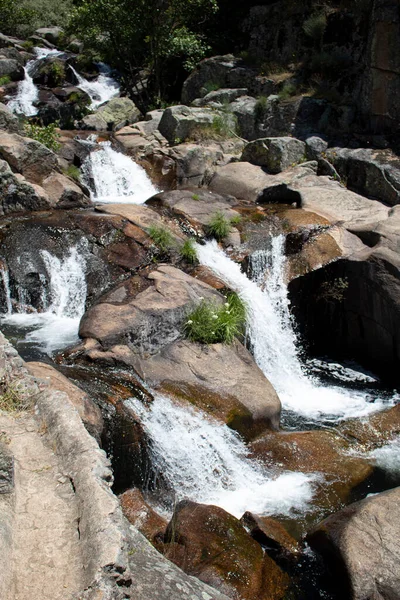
35;27;64;45
0;169;50;215
79;265;222;353
0;102;20;133
241;137;306;173
305;136;328;161
168;142;225;186
338;404;400;449
41;172;91;208
0;442;13;494
131;338;281;439
250;429;374;511
26;362;103;442
192;87;248;107
120;488;167;543
0;131;58;184
228;95;258;140
240;512;300;560
158;105;236;145
30;56;69;87
307;486;400;600
326;147;400;206
81;97;141;132
0;58;24;81
162;500;290;600
209;162;278;202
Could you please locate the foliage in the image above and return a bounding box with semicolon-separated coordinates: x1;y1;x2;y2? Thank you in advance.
303;12;327;47
68;0;218;109
279;81;297;100
64;164;81;181
0;0;35;36
24;122;60;152
21;40;34;52
0;76;11;86
184;292;246;344
317;277;349;302
44;61;66;87
148;224;174;253
192;193;200;201
206;211;231;240
230;214;241;225
0;382;27;412
179;238;197;263
0;0;73;36
254;96;268;122
202;80;222;94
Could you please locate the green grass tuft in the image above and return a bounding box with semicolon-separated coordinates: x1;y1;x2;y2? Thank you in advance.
148;224;174;253
180;239;197;263
184;292;246;345
206;211;232;241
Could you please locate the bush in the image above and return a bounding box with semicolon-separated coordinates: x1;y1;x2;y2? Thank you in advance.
206;211;231;240
179;239;197;263
148;224;174;253
184;292;246;344
0;76;11;86
254;96;268;122
24;122;60;152
303;12;327;46
44;61;66;87
230;214;241;226
279;81;297;100
64;164;81;181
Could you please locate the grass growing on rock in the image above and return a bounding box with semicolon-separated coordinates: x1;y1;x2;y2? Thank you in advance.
0;382;28;412
179;239;197;263
206;211;232;240
184;292;246;344
148;224;174;253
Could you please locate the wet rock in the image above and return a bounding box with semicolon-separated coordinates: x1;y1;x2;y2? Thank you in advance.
241;137;306;173
79;265;222;352
338;404;400;449
41;172;91;208
80;97;141;132
307;486;400;600
158;105;236;145
120;488;167;543
132;338;281;439
26;362;103;442
250;429;374;511
0;442;13;494
0;131;58;184
240;512;300;561
0;102;21;134
162;500;290;600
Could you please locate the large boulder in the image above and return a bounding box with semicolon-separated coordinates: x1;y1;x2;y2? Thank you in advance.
241;137;306;173
35;27;64;45
120;488;167;544
0;164;50;215
81;97;141;131
307;486;400;600
161;500;290;600
192;88;248;107
209;162;279;202
41;172;91;209
0;131;58;184
0;58;24;81
0;103;21;134
158;105;236;145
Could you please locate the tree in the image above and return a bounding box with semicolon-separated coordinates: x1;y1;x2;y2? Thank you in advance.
0;0;35;36
68;0;218;109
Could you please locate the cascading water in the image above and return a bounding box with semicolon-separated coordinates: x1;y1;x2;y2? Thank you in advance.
128;394;317;518
69;63;120;108
82;141;158;204
0;265;12;315
7;48;61;117
196;237;394;421
0;244;87;354
368;437;400;478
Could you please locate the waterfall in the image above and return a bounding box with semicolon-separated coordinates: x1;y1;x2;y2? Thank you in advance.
81;141;158;204
0;245;87;354
0;265;12;315
368;437;400;478
69;63;120;109
128;394;317;518
196;238;393;421
7;48;61;117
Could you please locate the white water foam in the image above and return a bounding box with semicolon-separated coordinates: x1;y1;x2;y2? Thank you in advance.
128;394;317;518
82;141;158;204
0;265;12;315
368;437;400;478
7;47;61;117
196;238;393;421
70;63;120;108
1;245;87;354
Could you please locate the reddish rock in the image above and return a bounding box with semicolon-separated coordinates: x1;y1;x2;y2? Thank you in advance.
120;488;167;543
240;512;300;560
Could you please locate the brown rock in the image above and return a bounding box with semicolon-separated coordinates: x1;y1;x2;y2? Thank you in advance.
162;500;290;600
41;172;91;208
27;362;103;441
240;512;299;560
209;162;278;202
120;488;167;543
338;403;400;449
0;131;57;184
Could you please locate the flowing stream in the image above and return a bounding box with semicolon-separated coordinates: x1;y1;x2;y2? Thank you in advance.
196;237;394;422
82;141;158;204
69;63;120;108
128;394;317;518
7;48;61;116
0;245;87;355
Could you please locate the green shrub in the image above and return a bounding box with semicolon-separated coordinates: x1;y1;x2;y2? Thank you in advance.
211;113;236;137
184;292;246;344
24;122;60;152
303;12;327;46
179;239;197;263
64;164;81;181
0;382;28;412
21;40;34;52
44;61;66;86
206;211;232;240
279;81;297;100
254;96;268;122
148;224;174;253
203;80;221;94
230;214;241;226
0;75;11;86
192;193;200;201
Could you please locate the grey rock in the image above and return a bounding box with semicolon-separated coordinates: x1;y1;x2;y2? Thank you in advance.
35;27;64;45
0;131;58;184
307;486;400;600
229;95;258;140
168;142;225;186
0;58;24;81
305;136;328;160
192;87;248;107
81;97;141;132
41;172;91;209
0;442;13;494
0;170;50;215
158;105;236;145
241;137;306;173
0;103;20;133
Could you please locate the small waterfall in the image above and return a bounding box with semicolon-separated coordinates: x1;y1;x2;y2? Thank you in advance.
368;437;400;478
0;244;87;354
128;394;316;518
196;238;393;421
0;265;12;315
69;63;120;108
7;48;61;117
82;141;158;204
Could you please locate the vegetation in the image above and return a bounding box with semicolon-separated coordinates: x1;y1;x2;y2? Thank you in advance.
254;96;268;122
148;224;174;253
64;165;81;182
184;292;246;344
179;239;197;263
230;214;241;226
44;61;66;87
303;12;327;49
0;75;11;86
317;277;349;302
0;382;27;412
24;122;60;152
0;0;73;36
278;81;297;100
206;211;232;240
